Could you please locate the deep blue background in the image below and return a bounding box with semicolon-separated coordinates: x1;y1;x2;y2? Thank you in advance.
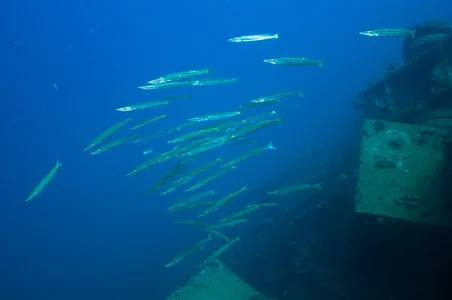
1;0;450;299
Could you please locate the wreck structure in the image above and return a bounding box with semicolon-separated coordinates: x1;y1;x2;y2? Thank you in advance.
166;21;452;300
348;20;452;299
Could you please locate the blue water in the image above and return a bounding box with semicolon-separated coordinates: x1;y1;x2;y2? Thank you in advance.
1;0;450;299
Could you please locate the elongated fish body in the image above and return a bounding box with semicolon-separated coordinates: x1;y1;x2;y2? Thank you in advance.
179;138;226;158
185;167;234;192
189;111;241;122
127;145;180;176
146;162;185;195
132;130;166;144
168;120;197;133
116;101;169;112
221;141;277;168
167;201;213;212
198;185;248;218
91;134;136;155
138;81;192;90
165;234;212;267
229;117;282;140
130;113;167;130
212;219;248;228
26;159;62;202
227;33;278;42
245;111;277;123
175;157;222;185
175;220;230;241
148;68;210;84
172;190;217;207
238;99;280;110
359;28;415;37
218;203;277;222
84;117;132;152
197;236;240;268
190;78;237;86
160;179;187;195
267;183;323;195
264;57;326;67
168;127;220;143
252;89;304;103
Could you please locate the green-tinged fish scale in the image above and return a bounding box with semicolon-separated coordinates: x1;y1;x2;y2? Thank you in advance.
130;113;167;130
229;117;281;140
197;236;240;268
189;111;241;122
212;219;248;228
26;159;62;202
91;134;137;155
198;185;248;218
169;127;220;143
359;28;415;37
116;100;169;112
222;141;276;168
138;81;193;90
219;202;277;222
168;201;213;212
252;89;304;103
227;34;278;42
174;220;229;241
146;162;185;195
172;190;216;207
268;183;323;195
133;130;166;143
148;68;210;84
165;234;212;267
84;117;132;151
174;157;222;186
127;145;180;176
185;167;234;192
190;78;237;86
264;57;326;67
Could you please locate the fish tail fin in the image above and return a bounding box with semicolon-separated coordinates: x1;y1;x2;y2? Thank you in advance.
297;88;305;97
231;78;238;83
274;33;279;39
411;29;416;38
316;183;324;192
56;157;62;167
318;58;328;68
267;140;277;150
207;234;212;241
163;112;168;118
275;117;283;124
204;68;211;74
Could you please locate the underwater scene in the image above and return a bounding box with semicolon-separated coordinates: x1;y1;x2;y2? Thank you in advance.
1;0;452;299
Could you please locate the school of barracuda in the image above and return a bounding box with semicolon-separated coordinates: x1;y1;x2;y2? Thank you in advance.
25;28;413;268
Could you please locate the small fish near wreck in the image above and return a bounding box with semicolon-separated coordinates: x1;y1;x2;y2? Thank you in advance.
359;28;415;38
26;159;62;202
267;183;324;196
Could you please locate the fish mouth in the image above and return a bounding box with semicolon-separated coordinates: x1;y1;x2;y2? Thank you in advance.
263;59;276;64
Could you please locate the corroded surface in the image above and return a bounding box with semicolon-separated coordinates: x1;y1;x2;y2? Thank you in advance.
355;119;451;227
166;260;271;300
